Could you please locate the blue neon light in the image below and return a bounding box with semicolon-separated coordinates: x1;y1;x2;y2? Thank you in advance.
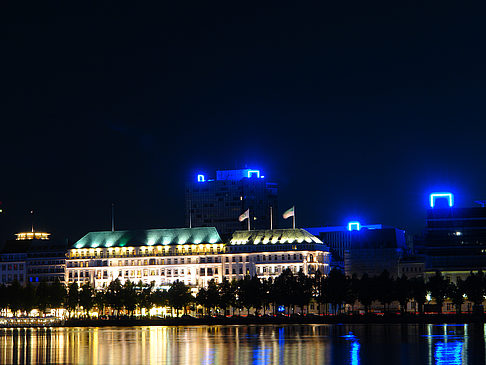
277;305;285;313
197;174;205;182
430;192;454;208
348;221;361;231
247;170;260;178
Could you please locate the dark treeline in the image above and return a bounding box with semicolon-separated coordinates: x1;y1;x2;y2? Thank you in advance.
1;269;486;318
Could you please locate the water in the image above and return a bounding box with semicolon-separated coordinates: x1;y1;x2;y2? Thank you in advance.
0;323;484;364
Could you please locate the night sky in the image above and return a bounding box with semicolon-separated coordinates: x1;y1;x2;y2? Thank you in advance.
1;3;485;243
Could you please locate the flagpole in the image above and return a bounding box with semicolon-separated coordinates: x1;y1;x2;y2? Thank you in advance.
270;206;273;230
248;209;250;231
189;200;192;228
293;206;295;229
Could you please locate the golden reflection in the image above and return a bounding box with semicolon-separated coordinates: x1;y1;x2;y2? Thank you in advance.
0;324;476;364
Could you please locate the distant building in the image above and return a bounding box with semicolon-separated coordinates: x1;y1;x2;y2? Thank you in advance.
306;223;407;277
65;227;329;290
185;169;278;237
415;192;486;282
0;231;66;285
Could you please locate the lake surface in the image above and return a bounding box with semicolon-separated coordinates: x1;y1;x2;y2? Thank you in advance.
0;323;484;364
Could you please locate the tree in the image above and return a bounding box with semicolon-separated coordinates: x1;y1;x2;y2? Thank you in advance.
152;289;169;314
357;274;375;314
49;279;67;312
94;290;106;317
394;275;411;314
21;282;36;315
237;275;256;315
36;282;50;314
79;282;95;317
218;277;236;316
272;269;296;314
447;279;465;315
138;282;155;317
66;282;79;317
7;281;23;316
122;280;138;317
168;281;193;316
295;270;313;315
106;279;123;317
410;277;427;314
322;269;348;314
463;271;485;314
427;271;449;314
375;270;394;312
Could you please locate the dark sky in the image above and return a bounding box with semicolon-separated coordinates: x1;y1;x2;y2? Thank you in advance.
1;3;485;243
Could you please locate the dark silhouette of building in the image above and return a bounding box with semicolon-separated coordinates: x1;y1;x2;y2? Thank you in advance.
185;169;278;237
414;193;486;281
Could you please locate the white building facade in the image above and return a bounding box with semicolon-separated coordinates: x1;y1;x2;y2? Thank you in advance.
66;227;330;290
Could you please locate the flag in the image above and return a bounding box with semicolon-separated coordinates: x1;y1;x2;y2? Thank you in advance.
239;209;249;222
283;206;294;219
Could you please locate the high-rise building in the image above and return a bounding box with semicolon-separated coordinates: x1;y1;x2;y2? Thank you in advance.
415;192;486;281
306;222;407;277
185;169;278;237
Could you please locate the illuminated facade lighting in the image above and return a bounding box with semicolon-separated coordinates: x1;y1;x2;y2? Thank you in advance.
15;232;50;240
430;192;454;208
347;222;361;231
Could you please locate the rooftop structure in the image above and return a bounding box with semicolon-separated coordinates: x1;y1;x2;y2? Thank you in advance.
73;227;222;249
230;229;323;246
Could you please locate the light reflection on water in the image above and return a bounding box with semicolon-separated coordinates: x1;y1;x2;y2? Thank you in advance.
0;324;484;364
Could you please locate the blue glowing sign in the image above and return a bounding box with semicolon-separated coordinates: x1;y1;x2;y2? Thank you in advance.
247;170;260;178
277;305;285;313
430;192;454;208
347;221;361;231
197;174;205;182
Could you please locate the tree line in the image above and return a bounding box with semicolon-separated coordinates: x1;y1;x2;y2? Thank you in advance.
1;269;486;318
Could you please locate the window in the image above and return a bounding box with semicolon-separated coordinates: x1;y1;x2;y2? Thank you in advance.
239;267;243;274
225;268;229;275
200;268;206;276
232;268;236;274
207;268;213;276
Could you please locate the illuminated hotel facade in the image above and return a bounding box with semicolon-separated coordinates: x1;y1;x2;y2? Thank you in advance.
65;227;330;290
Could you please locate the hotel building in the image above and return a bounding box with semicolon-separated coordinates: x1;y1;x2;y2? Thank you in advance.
65;227;330;290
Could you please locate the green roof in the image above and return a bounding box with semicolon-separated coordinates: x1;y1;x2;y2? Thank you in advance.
230;229;323;245
72;227;222;249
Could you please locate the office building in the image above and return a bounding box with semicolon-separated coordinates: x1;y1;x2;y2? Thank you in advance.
416;192;486;281
185;169;278;237
306;223;407;277
0;231;66;285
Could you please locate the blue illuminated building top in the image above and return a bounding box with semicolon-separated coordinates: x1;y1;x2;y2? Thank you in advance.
430;192;454;208
196;168;265;182
305;223;384;235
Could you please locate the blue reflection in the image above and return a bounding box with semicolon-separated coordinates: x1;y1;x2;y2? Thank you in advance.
351;341;360;365
434;341;463;365
341;332;360;365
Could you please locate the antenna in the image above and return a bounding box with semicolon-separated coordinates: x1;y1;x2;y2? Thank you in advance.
111;203;115;232
30;210;34;232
